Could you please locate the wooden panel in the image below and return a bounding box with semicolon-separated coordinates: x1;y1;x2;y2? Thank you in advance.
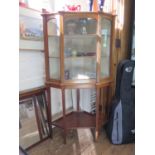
110;0;134;96
118;0;134;61
52;112;96;129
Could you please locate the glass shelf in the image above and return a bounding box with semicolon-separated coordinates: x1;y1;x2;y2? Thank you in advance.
64;34;98;38
48;56;59;58
65;56;96;59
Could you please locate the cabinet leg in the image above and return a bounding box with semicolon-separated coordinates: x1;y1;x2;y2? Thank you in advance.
62;129;67;144
50;126;53;139
95;87;100;141
95;129;99;141
46;88;53;139
90;128;96;142
62;88;67;144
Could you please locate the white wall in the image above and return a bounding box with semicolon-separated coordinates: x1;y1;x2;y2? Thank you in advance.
19;50;45;91
19;6;45;91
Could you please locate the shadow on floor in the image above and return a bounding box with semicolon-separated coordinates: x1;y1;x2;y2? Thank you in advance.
28;128;135;155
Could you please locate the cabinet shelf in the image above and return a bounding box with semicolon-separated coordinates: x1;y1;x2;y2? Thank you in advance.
48;56;59;58
48;56;96;59
65;56;96;59
48;35;59;37
48;34;97;38
64;34;97;38
52;111;96;129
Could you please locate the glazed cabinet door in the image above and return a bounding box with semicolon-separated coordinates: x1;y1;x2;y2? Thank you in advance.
63;15;97;81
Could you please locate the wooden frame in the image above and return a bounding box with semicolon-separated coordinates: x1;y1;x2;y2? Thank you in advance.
42;11;115;143
19;6;44;51
20;15;43;41
19;86;51;150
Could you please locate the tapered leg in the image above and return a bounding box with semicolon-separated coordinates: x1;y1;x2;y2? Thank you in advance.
46;87;53;138
107;84;112;119
95;87;100;140
90;128;96;142
62;88;67;144
77;89;80;112
62;129;67;144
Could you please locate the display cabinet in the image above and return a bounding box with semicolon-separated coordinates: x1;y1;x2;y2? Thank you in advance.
42;12;115;143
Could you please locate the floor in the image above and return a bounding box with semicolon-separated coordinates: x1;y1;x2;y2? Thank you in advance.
28;128;135;155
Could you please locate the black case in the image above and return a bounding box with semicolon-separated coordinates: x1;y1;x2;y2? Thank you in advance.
106;60;135;144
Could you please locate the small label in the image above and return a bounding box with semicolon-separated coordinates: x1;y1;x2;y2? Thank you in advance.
131;129;135;134
125;67;132;72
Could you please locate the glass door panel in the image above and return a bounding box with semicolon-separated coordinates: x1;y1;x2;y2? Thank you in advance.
64;36;97;57
47;15;60;36
64;35;97;80
48;36;60;57
64;16;97;81
100;18;111;78
64;57;96;80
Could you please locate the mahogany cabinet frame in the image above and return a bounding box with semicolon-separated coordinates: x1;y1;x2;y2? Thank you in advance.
42;12;115;143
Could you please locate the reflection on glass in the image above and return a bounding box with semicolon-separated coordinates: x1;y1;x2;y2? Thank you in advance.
64;35;97;80
47;16;60;36
64;36;96;58
64;18;97;35
49;58;60;80
64;58;96;80
19;99;40;149
101;18;111;78
48;36;60;57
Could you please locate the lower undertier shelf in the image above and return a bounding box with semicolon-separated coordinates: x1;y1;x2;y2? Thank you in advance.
52;111;96;129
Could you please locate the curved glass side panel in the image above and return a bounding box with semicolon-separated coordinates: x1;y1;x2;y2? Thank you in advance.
47;16;60;80
100;18;111;79
49;58;60;80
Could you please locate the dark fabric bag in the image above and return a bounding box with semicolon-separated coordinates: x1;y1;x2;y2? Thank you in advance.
106;60;135;144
